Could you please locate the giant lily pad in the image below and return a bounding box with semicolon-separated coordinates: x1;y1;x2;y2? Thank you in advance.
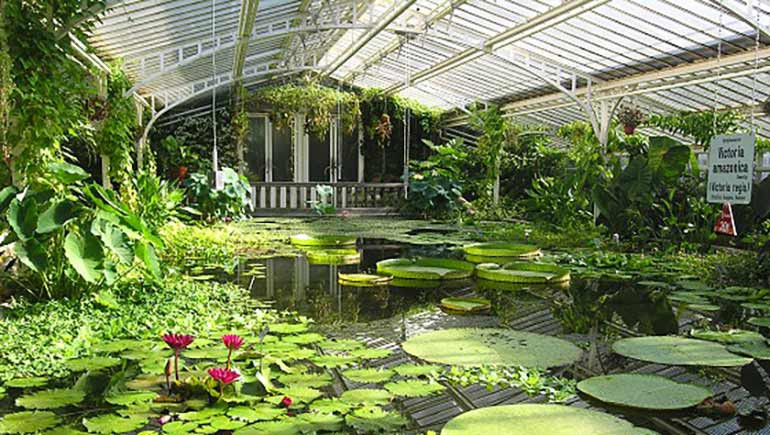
690;329;764;344
748;317;770;328
82;414;147;433
612;336;752;367
577;374;711;410
376;258;474;280
727;342;770;360
440;404;655;435
15;388;85;409
401;328;582;368
290;234;356;247
439;297;491;314
463;242;540;259
338;273;392;287
476;262;569;284
306;249;360;265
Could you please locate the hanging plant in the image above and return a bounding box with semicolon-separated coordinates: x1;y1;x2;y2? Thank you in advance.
250;84;360;139
375;113;392;144
617;105;645;135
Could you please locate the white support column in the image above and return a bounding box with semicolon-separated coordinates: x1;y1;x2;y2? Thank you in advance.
135;99;145;171
357;119;365;182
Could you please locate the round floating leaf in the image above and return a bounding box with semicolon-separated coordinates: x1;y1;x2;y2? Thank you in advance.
319;339;364;351
345;405;407;433
577;374;711;410
310;399;352;414
741;302;770;311
440;404;655;435
0;411;61;433
690;329;764;344
41;426;89;435
290;234;356;247
277;372;332;389
402;328;582;368
612;336;752;367
183;347;229;360
306;249;361;265
283;333;325;345
15;388;85;409
269;323;309;334
342;368;395;384
227;404;285;422
65;356;121;372
82;415;147;434
476;262;570;284
392;364;443;377
685;304;721;312
338;273;392;287
463;242;540;259
339;388;392;405
295;413;343;432
105;390;158;406
376;257;474;280
728;342;770;360
5;376;49;388
209;415;247;430
440;297;491;314
278;386;322;403
233;419;303;435
384;380;445;397
311;354;359;368
161;421;199;433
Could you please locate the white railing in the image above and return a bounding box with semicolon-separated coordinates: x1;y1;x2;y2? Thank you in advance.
250;182;404;211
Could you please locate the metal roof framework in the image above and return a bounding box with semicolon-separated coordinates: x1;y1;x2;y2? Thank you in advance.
87;0;770;137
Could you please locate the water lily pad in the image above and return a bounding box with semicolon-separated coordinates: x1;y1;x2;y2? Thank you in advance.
41;426;89;435
440;404;654;435
392;364;443;377
390;277;441;289
748;317;770;328
728;342;770;360
685;304;721;312
277;372;332;388
463;242;540;259
269;323;309;334
15;388;85;409
440;297;491;314
311;354;359;368
209;415;247;430
342;368;395;384
82;414;147;433
577;374;711;410
339;388;392;405
319;339;364;351
402;328;582;368
476;262;569;284
345;405;407;433
612;336;752;367
278;386;322;403
105;390;158;406
337;273;392;287
305;249;360;265
0;411;61;433
376;257;474;280
65;356;121;372
310;398;352;414
295;413;343;432
93;339;147;353
741;302;770;311
233;419;303;435
384;380;445;397
5;377;49;388
227;404;285;422
162;421;199;433
690;329;764;344
283;333;324;345
290;234;356;247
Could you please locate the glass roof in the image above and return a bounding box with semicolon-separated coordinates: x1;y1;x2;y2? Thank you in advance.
89;0;770;137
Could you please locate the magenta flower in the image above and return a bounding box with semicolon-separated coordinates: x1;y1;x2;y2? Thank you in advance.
208;367;240;384
222;334;244;350
162;333;194;350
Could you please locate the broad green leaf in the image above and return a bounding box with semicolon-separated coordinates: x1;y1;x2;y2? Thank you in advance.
82;414;146;434
612;336;752;367
5;377;49;388
0;186;17;214
47;161;90;184
7;197;38;241
344;405;407;433
37;200;76;233
342;368;395;384
94;290;120;310
577;374;711;410
92;219;133;264
65;356;121;372
135;241;160;278
339;388;392;405
15;388;86;409
64;231;104;283
105;390;158;406
227;404;285;422
0;411;61;434
14;239;48;272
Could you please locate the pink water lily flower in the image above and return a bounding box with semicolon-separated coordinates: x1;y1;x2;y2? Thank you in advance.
208;367;240;385
222;334;245;351
162;333;194;350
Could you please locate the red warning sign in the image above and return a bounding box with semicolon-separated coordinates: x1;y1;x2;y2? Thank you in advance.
714;202;737;237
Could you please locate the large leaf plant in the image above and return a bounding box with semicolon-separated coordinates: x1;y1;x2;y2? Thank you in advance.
0;161;163;298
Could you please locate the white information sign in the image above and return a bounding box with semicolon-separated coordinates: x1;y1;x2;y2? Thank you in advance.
707;133;755;205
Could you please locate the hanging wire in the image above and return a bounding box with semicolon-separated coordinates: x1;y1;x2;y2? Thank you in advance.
713;0;724;138
750;0;761;133
211;0;219;173
403;34;411;199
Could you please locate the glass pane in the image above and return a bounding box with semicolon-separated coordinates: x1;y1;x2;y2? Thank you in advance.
244;117;266;182
309;130;331;182
272;124;293;182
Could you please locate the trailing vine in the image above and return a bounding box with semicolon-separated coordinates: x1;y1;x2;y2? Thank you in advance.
232;85;249;174
94;61;138;189
358;88;443;147
644;110;742;148
0;0;11;185
250;84;360;139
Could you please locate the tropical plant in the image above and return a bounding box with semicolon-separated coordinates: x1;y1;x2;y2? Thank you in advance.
645;110;742;148
617;105;645;134
131;171;187;230
185;167;251;221
0;160;163;299
310;184;337;216
404;138;467;217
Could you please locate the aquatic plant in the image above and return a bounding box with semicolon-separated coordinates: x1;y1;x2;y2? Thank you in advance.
222;334;245;369
163;333;194;381
208;367;240;397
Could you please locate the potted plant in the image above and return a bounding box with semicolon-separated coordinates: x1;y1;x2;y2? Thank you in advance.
617;105;645;135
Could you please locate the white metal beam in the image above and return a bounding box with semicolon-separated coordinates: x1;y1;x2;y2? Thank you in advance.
709;0;770;39
232;0;261;86
383;0;610;94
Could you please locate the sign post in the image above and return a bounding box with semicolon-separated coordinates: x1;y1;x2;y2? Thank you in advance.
706;133;755;205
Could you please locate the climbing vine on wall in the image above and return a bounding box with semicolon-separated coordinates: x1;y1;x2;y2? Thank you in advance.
0;0;12;185
250;84;360;139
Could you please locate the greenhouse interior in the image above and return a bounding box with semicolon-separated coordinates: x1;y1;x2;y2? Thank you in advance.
3;0;770;433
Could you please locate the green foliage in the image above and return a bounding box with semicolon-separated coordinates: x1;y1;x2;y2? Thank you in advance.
251;84;360;139
185;167;251;220
0;411;61;433
0;161;164;298
405;138;467;217
94;62;137;186
309;184;336;216
437;365;576;403
577;374;711;410
130;171;186;230
645;110;742;147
